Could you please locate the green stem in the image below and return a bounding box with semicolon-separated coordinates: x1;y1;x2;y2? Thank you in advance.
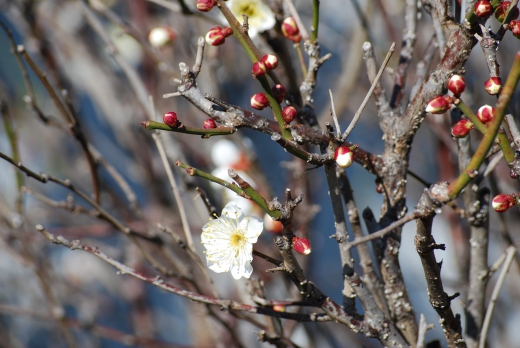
448;52;520;198
311;0;320;42
142;120;236;137
175;161;282;218
454;99;515;163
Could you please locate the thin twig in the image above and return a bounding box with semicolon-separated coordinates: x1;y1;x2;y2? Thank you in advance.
328;90;341;136
417;314;435;348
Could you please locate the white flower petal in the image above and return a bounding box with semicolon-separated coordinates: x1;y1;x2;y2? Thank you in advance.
225;0;275;39
221;202;245;221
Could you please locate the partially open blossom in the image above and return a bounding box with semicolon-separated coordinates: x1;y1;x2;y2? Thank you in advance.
250;93;269;110
163;111;178;127
495;1;519;23
334;145;354;168
201;202;263;279
203;118;217;129
264;213;283;233
451;119;474;138
197;0;216;12
447;75;466;96
282;106;297;123
225;0;275;38
484;77;502;95
148;26;176;48
272;84;286;103
281;17;301;42
261;54;278;70
251;61;268;78
474;1;493;17
425;95;452;114
509;20;520;38
492;194;515;212
476;105;495;124
205;26;233;46
292;236;311;255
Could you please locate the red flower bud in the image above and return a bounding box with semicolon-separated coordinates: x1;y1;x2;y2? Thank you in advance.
281;17;300;37
476;105;495;124
492;193;515;212
148;26;176;48
509;20;520;38
250;93;270;110
203;118;217;129
447;75;466;96
251;61;268;78
196;0;216;12
484;77;502;95
425;95;452;114
282;106;297;123
495;1;519;23
163;111;178;127
260;54;278;70
451;119;474;138
292;236;311;255
474;1;493;17
272;84;287;103
205;27;227;46
334;145;354;168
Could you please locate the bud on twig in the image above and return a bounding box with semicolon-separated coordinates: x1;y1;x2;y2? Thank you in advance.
495;1;519;23
492;194;515;212
281;17;301;43
334;145;354;168
203;118;217;129
260;54;278;70
484;77;502;95
282;106;297;123
447;75;466;96
272;84;286;103
292;236;311;255
509;20;520;38
163;111;178;127
451;119;474;138
196;0;216;12
425;95;452;114
251;61;268;78
474;0;493;17
205;27;232;46
250;93;269;110
476;105;495;124
148;26;176;48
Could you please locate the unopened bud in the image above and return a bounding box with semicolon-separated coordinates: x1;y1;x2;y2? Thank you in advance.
163;111;178;127
334;145;354;168
205;27;232;46
447;75;466;96
492;193;515;212
292;236;311;255
495;1;519;23
484;77;502;95
272;84;286;103
509;20;520;38
261;54;278;70
476;105;495;124
148;26;176;48
474;1;493;17
281;17;301;43
282;106;297;123
425;95;452;114
250;93;270;110
196;0;216;12
203;118;217;129
251;61;268;78
451;119;474;138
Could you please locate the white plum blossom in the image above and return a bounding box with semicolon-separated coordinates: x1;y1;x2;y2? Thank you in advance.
201;202;263;279
224;0;275;38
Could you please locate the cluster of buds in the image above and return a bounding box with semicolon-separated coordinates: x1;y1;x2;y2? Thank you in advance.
205;26;233;46
334;145;354;168
476;105;496;124
251;54;279;78
148;26;176;48
484;77;502;95
492;193;516;212
281;17;301;43
203;118;217;129
425;95;453;114
196;0;216;12
272;84;287;103
163;111;179;127
495;1;519;22
250;93;269;110
292;236;311;255
451;119;474;138
282;106;297;123
474;1;493;17
510;20;520;38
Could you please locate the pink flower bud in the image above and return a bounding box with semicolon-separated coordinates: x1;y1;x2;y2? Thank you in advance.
148;26;176;48
484;77;502;95
509;20;520;38
476;105;495;124
205;27;227;46
250;93;270;110
451;119;474;138
282;106;297;123
474;1;493;17
281;17;301;43
163;111;178;127
334;145;354;168
447;75;466;96
495;1;519;23
196;0;216;12
260;54;278;70
292;236;311;255
272;84;287;103
221;27;233;37
492;193;515;212
425;95;452;114
251;61;268;78
203;118;217;129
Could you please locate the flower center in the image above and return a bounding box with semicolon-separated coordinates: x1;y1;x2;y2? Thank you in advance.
237;3;256;18
230;231;247;248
